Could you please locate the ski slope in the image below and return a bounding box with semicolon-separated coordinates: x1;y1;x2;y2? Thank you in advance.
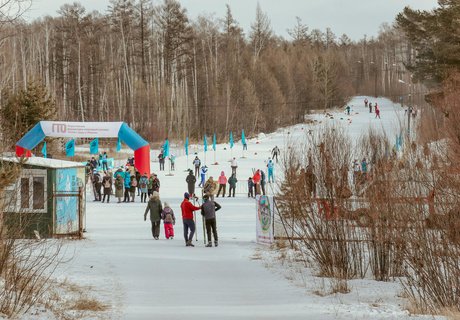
43;97;440;320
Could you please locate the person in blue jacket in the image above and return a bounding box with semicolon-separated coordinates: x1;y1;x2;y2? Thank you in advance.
198;165;208;188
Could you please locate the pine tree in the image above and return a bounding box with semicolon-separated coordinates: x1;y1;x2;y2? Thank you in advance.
0;82;56;148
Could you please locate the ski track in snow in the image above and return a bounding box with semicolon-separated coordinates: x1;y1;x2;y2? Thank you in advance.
34;97;444;319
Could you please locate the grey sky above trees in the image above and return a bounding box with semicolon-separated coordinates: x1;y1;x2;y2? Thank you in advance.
27;0;438;40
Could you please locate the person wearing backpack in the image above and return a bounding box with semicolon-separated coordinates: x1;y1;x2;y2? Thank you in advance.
102;172;112;203
144;191;163;240
130;175;137;202
161;202;176;239
201;194;222;247
139;173;149;203
135;170;141;196
115;175;124;203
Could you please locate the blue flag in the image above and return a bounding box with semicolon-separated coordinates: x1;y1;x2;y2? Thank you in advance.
241;129;246;146
185;137;189;156
89;138;99;154
41;142;47;158
229;131;234;149
65;139;75;157
212;133;216;151
163;139;170;157
204;135;208;152
116;137;121;152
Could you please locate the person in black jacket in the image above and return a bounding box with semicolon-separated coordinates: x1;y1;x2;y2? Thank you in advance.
201;195;221;247
186;170;196;198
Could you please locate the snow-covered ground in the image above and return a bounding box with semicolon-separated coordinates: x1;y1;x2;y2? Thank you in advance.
16;97;442;319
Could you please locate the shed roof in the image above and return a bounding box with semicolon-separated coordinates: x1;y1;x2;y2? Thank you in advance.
1;156;85;169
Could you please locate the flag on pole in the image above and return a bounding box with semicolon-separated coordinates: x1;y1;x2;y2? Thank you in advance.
163;139;170;157
185;137;189;156
241;129;246;146
65;139;75;157
116;137;122;152
204;135;208;152
229;131;234;149
41;142;47;158
212;133;216;151
89;138;99;154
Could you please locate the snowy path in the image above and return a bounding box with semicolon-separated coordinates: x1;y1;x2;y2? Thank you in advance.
55;97;437;319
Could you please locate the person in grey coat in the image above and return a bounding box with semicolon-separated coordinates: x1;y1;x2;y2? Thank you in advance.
144;191;163;239
201;194;221;247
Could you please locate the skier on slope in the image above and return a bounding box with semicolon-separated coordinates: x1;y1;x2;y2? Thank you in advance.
180;192;201;247
201;194;222;247
193;156;201;177
271;146;280;163
230;157;238;176
345;105;351;115
198;165;208;188
267;158;275;183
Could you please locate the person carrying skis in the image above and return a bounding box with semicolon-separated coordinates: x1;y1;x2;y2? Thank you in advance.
201;195;222;247
144;191;163;240
139;173;149;203
180;192;201;247
198;165;208;188
271;146;280;163
161;202;176;240
186;169;196;198
193;156;201;177
216;171;227;197
228;174;237;197
230;157;238;176
267;158;275;183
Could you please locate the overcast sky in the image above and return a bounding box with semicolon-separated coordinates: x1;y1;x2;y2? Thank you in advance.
26;0;438;40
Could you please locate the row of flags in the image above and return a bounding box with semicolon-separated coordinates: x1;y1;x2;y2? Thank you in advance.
185;130;246;156
41;130;247;158
41;137;122;158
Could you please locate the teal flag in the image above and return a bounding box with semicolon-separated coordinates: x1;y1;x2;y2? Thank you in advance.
163;139;170;157
41;142;47;158
204;135;208;152
185;137;189;156
229;132;234;149
241;129;246;146
89;138;99;154
65;139;75;157
212;133;216;151
116;137;121;152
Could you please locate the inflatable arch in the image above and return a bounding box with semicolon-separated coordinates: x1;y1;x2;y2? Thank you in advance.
16;121;151;175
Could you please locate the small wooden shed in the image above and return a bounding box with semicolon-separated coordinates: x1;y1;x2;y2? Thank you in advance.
1;157;86;238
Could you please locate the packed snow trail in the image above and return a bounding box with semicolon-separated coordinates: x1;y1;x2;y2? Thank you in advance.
53;97;438;320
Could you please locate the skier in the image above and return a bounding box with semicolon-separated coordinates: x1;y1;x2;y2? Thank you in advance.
204;176;217;201
267;158;275;183
198;165;208;188
228;174;237;197
158;152;165;171
271;146;280;163
201;194;222;247
139;173;149;203
216;171;227;197
180;192;201;247
230;157;238;176
364;98;368;107
193;156;201;177
161;202;176;240
101;171;112;203
248;177;254;198
345;105;351;115
186;170;196;198
144;191;163;240
123;169;131;202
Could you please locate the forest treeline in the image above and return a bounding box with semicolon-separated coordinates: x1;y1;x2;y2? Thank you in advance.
0;0;418;142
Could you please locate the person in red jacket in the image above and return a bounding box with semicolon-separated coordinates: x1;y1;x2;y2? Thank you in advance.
252;169;261;195
180;192;201;247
